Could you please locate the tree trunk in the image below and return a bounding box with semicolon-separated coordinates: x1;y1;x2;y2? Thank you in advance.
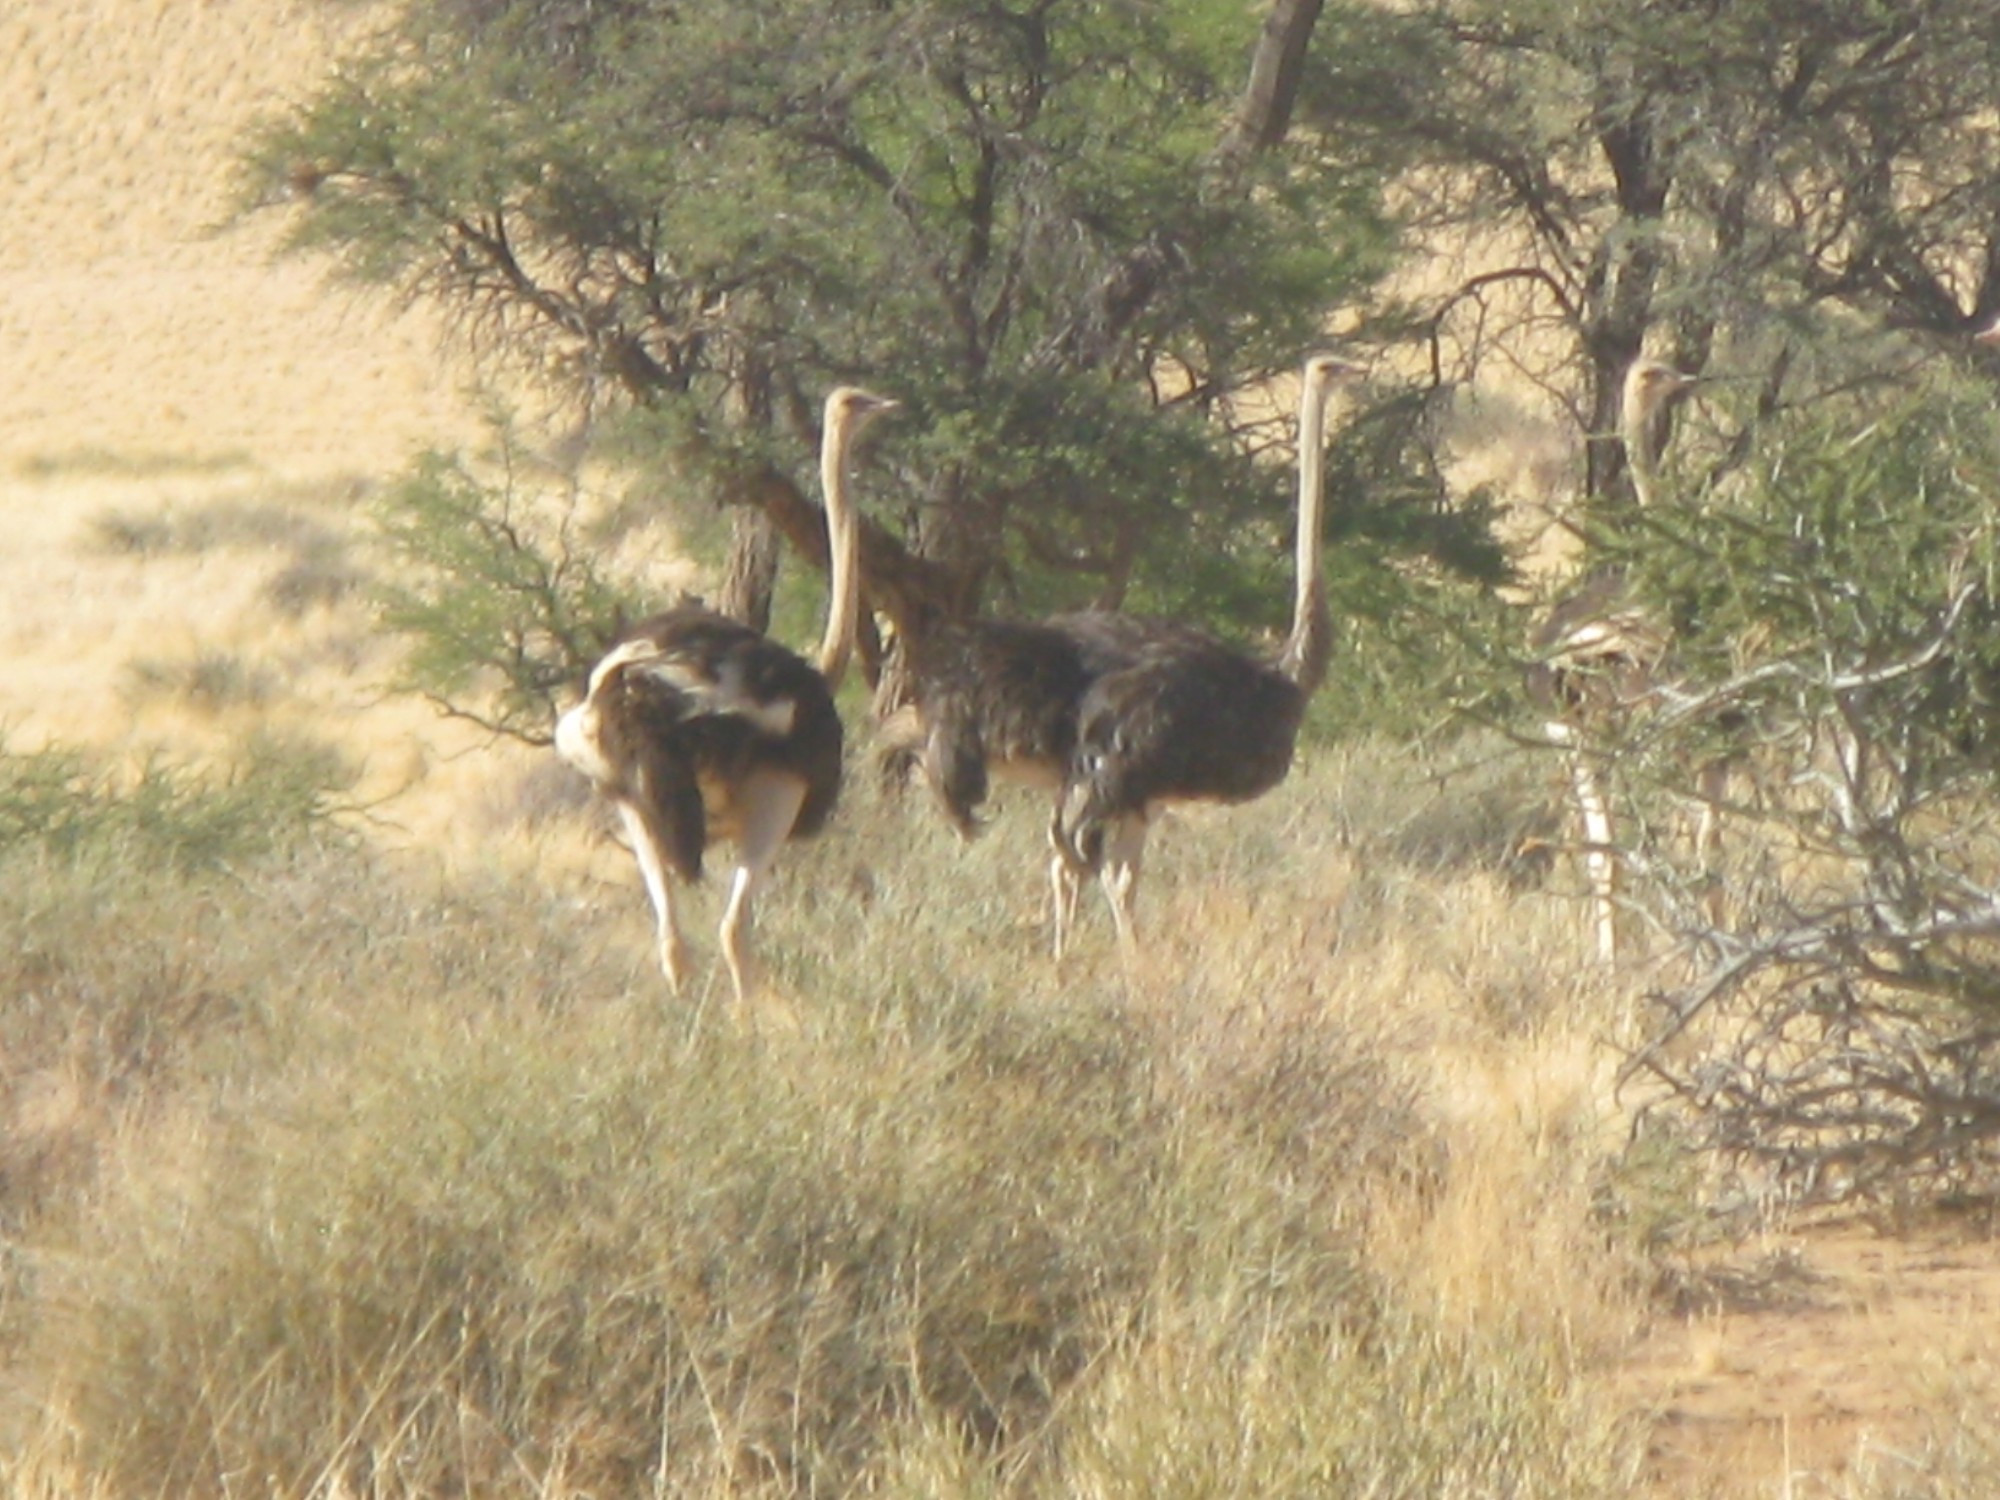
716;508;781;630
1223;0;1326;159
1582;93;1673;510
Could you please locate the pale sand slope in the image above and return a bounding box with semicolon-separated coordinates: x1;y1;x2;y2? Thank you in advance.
0;0;564;860
0;0;470;474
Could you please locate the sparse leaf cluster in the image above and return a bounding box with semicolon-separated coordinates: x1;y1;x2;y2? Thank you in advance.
0;734;349;871
1603;382;2000;1208
371;449;644;741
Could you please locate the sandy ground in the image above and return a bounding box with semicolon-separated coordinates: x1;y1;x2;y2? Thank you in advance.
0;0;552;861
0;0;472;475
1612;1210;2000;1494
2;4;1996;1495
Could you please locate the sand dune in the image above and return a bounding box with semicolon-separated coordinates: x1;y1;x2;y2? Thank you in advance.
0;0;473;475
0;0;514;831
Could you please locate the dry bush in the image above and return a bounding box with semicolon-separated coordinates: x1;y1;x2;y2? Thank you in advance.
122;648;279;714
83;497;342;559
83;493;372;618
1050;1312;1631;1498
19;449;252;482
262;548;369;616
0;737;352;1232
0;729;1648;1498
1852;1436;2000;1500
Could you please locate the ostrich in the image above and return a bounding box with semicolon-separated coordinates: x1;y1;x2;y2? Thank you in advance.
1524;356;1700;965
881;605;1211;955
1048;352;1362;950
883;355;1359;957
555;385;897;1002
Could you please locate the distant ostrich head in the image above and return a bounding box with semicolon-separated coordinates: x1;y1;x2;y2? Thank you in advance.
815;385;898;687
1621;357;1699;508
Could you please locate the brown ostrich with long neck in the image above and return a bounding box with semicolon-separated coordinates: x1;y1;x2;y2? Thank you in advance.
1048;352;1360;951
556;385;896;1002
884;355;1358;957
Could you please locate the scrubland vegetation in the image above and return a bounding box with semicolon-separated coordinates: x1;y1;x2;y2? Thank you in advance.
10;0;2000;1493
1;706;1993;1498
0;720;1616;1496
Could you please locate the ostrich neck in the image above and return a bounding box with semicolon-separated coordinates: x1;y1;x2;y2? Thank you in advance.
1280;374;1333;696
1626;421;1659;510
1623;388;1663;510
814;418;861;686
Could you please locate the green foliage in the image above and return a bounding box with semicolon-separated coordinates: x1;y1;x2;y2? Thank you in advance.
1305;388;1522;738
236;0;1488;643
371;449;646;742
1304;0;2000;539
1588;378;2000;1206
241;0;1525;735
1624;386;2000;775
1271;0;2000;1208
0;733;348;872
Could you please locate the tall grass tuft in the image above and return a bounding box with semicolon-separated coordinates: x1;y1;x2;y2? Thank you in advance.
2;732;1639;1496
34;938;1404;1493
0;734;356;1239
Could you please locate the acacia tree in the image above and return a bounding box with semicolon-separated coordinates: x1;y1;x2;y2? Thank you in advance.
1299;0;2000;507
243;0;1461;714
1284;0;2000;1206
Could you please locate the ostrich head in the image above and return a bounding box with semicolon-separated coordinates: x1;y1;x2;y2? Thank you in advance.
1620;357;1698;508
815;386;898;686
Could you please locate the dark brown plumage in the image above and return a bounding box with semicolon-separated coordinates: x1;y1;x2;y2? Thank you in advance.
1048;353;1360;949
881;607;1189;955
1062;636;1309;846
556;385;896;1001
890;609;1204;837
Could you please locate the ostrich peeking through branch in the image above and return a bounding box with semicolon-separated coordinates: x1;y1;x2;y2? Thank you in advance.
555;385;897;1003
1048;353;1362;951
1525;356;1700;966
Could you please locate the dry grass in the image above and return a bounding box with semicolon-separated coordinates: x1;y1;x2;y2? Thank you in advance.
0;734;1651;1498
7;670;1990;1496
